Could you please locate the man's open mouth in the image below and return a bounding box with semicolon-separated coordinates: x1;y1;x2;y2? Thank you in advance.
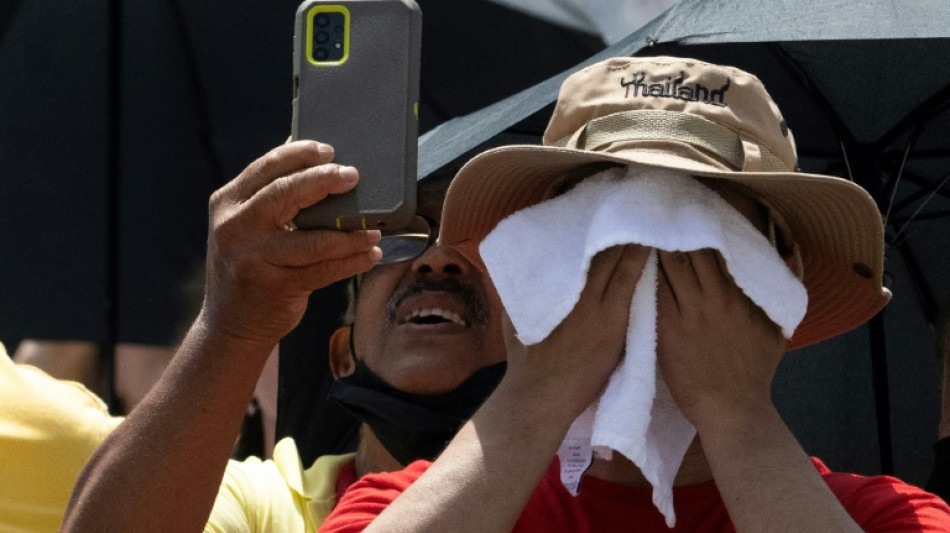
400;307;469;327
387;276;489;327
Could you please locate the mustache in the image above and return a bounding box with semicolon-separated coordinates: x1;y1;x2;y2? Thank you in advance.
386;276;490;326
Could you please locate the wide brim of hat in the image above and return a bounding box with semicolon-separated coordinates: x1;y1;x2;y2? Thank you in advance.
440;144;891;350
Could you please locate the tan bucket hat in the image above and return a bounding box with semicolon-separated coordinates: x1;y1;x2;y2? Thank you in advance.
439;56;891;350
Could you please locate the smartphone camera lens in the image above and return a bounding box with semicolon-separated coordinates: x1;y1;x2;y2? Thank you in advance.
311;11;344;62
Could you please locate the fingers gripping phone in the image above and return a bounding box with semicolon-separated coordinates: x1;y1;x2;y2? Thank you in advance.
291;0;422;230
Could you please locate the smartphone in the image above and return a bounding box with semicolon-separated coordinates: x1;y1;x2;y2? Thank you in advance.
291;0;422;230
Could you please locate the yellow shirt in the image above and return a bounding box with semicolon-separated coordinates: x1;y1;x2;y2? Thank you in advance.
0;343;123;533
207;438;355;532
0;341;349;532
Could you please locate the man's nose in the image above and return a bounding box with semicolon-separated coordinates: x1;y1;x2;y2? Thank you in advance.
411;242;472;277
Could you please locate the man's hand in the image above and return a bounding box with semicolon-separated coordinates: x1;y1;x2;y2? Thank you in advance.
63;141;383;533
202;140;382;348
655;248;785;431
506;244;652;426
654;249;863;533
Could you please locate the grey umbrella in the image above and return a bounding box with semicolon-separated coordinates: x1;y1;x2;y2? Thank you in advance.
418;0;950;483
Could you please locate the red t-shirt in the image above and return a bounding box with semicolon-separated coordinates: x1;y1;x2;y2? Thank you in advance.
319;458;950;532
335;461;359;503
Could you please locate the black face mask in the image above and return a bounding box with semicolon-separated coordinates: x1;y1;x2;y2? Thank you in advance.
327;359;506;465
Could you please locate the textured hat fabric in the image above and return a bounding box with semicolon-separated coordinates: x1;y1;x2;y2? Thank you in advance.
439;56;890;349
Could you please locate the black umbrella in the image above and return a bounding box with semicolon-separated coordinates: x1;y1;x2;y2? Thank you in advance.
0;0;601;428
416;0;950;484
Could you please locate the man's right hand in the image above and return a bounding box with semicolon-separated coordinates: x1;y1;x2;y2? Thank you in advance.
503;244;651;434
202;140;382;350
62;141;382;533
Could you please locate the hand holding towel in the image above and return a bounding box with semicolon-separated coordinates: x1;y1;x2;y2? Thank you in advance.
480;166;807;527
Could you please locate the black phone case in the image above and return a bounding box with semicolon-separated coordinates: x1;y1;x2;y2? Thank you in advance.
291;0;421;230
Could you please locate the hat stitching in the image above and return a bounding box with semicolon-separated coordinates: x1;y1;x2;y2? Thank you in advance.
620;70;732;107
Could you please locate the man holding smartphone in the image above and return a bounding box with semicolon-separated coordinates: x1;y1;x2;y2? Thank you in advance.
61;138;517;532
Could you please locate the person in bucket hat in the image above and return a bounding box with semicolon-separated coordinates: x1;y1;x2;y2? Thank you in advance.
319;57;950;532
439;56;889;351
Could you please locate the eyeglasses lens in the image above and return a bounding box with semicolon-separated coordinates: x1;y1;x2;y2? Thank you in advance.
377;216;433;265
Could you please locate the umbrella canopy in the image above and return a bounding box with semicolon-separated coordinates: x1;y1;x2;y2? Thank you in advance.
0;0;603;348
417;0;950;485
0;0;605;455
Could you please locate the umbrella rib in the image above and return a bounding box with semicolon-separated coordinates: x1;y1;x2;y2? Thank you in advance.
871;77;950;236
882;140;914;228
839;139;855;183
103;0;123;413
891;170;950;245
889;171;944;214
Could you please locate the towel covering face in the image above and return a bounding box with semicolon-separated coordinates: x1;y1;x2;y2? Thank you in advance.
480;166;807;526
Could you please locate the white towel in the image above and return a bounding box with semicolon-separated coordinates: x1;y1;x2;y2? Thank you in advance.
480;167;807;527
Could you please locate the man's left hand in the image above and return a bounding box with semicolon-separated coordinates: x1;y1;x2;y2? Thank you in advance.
655;248;785;431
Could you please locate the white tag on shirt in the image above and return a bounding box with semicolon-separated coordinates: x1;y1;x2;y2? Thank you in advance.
557;404;596;496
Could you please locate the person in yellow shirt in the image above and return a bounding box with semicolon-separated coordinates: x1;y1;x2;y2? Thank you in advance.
0;343;121;532
3;335;379;533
